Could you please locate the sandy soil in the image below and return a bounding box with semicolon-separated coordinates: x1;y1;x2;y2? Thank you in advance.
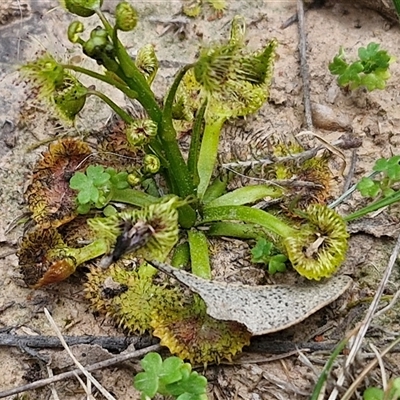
0;1;400;399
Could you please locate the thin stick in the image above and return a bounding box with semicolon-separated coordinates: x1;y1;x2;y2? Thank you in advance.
44;308;116;400
0;343;161;398
297;0;313;130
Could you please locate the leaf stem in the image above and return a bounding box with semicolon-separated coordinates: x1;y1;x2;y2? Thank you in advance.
201;206;298;238
197;116;226;199
188;230;211;279
61;64;138;98
87;89;134;124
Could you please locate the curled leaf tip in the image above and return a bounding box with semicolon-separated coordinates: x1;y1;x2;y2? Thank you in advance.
284;205;349;280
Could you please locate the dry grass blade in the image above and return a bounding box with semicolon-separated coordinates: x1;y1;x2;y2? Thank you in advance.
43;308;117;400
46;366;60;400
327;231;400;400
369;343;387;392
340;335;400;400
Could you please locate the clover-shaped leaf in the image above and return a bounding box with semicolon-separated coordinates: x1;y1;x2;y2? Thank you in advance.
86;165;110;186
268;254;288;274
69;171;90;190
159;357;184;385
330;42;394;91
251;238;272;264
356;177;381;198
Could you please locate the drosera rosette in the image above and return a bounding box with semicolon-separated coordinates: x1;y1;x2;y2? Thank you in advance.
273;141;333;208
151;294;251;365
87;195;182;267
201;204;349;280
25;138;92;228
84;261;183;333
18;196;182;288
19;53;88;124
17;226;109;288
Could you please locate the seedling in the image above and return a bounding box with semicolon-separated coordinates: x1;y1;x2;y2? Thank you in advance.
250;237;287;274
329;42;394;91
133;352;208;400
357;156;400;199
344;155;400;222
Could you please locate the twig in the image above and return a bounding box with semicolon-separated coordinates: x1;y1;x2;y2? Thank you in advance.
44;308;116;400
0;342;161;398
0;332;155;352
221;146;321;170
327;232;400;400
297;0;313;130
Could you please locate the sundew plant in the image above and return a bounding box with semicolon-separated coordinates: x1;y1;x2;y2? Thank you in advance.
17;0;351;363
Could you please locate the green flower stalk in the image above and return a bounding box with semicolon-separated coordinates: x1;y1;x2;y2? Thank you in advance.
18;227;108;288
202;204;349;280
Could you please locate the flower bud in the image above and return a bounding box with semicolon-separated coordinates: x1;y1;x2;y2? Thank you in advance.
115;1;138;31
143;154;160;174
126;119;158;148
68;21;84;44
136;44;158;84
61;0;103;17
53;76;88;121
127;173;141;186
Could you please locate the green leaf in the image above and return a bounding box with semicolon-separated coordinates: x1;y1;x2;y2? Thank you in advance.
69;171;89;190
166;371;208;396
251;238;272;263
159;357;184;385
103;205;117;216
86;165;105;179
134;371;159;398
89;186;100;203
356;177;381;198
141;353;163;375
363;387;384;400
268;255;287;274
177;393;208;400
337;62;363;87
77;203;91;214
328;48;348;75
77;188;92;204
373;158;390;172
